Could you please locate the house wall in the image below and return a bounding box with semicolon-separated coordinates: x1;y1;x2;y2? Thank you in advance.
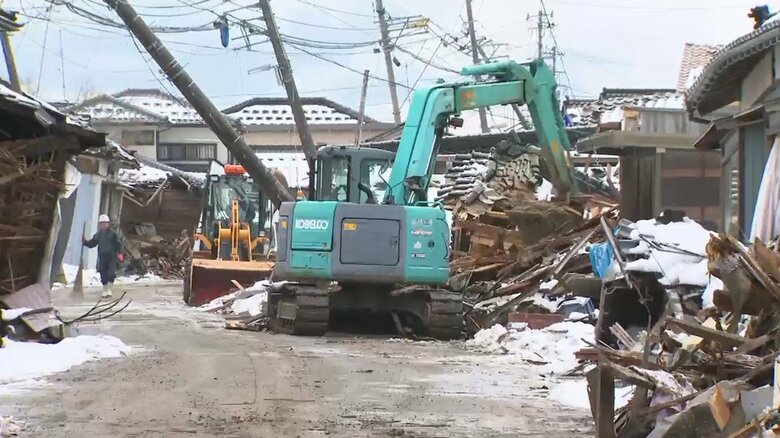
63;174;103;269
740;122;771;238
741;51;774;111
121;189;201;240
637;110;709;136
243;127;389;147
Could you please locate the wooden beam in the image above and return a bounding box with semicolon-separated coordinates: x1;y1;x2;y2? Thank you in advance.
667;318;746;349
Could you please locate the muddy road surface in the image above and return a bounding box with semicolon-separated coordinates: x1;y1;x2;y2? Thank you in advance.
0;284;593;437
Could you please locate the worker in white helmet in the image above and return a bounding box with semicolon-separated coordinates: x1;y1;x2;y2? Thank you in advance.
82;214;124;298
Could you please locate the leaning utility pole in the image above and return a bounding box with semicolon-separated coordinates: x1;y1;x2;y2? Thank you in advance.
465;0;489;134
376;0;401;125
104;0;293;206
257;0;317;182
355;70;369;147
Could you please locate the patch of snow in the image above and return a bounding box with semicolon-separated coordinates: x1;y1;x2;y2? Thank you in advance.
1;308;34;321
0;335;129;386
702;276;724;309
118;164;170;185
0;416;26;435
685;66;705;90
535;179;554;201
527;293;562;313
467;322;594;374
197;290;241;311
231;292;268;317
550;379;634;410
622;218;712;287
539;279;558;291
567;311;589;321
55;264;169;289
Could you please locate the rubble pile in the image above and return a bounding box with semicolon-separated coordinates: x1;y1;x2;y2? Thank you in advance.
571;225;780;436
199;280;278;331
436;140;544;211
123;223;191;279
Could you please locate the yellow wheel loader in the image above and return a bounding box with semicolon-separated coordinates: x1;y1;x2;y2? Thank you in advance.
184;162;275;306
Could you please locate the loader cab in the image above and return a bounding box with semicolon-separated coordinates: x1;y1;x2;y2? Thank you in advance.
313;146;394;205
202;163;267;246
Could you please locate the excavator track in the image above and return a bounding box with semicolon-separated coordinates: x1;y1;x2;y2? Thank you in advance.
425;289;464;340
271;284;329;336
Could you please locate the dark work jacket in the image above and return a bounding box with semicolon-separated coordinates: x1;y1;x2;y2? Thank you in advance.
84;228;123;272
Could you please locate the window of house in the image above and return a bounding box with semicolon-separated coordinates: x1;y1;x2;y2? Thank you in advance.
121;130;155;146
157;143;217;161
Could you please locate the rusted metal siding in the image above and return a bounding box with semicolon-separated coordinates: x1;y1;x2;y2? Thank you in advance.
121;189;201;240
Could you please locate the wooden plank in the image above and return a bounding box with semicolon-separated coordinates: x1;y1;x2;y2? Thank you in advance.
596;363;617;438
667;318;746;349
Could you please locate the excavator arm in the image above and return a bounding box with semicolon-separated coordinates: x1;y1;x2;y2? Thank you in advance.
386;59;577;205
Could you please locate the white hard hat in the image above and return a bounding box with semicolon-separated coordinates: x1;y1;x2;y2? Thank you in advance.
98;214;110;223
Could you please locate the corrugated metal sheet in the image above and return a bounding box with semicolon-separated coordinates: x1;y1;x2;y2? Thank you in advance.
0;283;51;310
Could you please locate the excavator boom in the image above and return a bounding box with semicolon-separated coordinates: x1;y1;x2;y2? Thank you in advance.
387;59;576;205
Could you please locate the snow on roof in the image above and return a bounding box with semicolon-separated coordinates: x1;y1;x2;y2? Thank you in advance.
233;104;356;125
118;163;170;185
255;151;309;188
117;93;201;124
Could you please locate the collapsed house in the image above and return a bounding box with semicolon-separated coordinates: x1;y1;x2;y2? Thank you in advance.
0;84;106;341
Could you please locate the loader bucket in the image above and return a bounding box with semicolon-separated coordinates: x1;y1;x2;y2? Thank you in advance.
185;258;274;306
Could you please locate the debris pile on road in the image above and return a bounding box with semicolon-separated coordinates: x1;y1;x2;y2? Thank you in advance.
453;202;613;335
123;223;191;279
454;206;780;436
198;280;279;331
572;224;780;437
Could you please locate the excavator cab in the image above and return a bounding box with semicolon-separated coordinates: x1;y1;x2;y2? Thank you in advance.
313;145;395;205
184;162;274;306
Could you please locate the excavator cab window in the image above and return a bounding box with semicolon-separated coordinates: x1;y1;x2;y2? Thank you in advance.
316;155;350;202
359;158;392;204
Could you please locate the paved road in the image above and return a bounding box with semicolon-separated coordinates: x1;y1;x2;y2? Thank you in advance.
0;284;593;437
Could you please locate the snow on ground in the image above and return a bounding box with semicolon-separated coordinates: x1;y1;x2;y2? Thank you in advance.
0;308;33;321
0;335;129;391
467;322;594;374
622;218;713;287
550;378;634;411
53;264;168;289
231;293;267;317
0;416;26;435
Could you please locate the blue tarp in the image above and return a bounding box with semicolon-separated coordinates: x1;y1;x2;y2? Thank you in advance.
589;241;614;278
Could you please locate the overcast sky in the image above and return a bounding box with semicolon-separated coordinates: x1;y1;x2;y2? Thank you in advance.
3;0;776;123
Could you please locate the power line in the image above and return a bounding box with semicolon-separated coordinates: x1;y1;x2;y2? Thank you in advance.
294;0;374;18
400;37;444;108
275;16;375;32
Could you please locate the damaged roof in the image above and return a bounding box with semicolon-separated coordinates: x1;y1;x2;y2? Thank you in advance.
687;20;780;116
0;83;104;148
677;43;721;92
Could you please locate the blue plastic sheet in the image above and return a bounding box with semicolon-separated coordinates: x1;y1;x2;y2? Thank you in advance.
589;241;614;278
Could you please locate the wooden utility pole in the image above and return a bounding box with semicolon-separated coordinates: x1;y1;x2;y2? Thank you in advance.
355;70;369;147
0;32;19;92
376;0;401;125
104;0;293;206
465;0;489;134
257;0;317;188
537;10;544;59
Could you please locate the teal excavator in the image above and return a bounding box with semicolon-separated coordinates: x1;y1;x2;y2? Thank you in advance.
270;59;577;339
